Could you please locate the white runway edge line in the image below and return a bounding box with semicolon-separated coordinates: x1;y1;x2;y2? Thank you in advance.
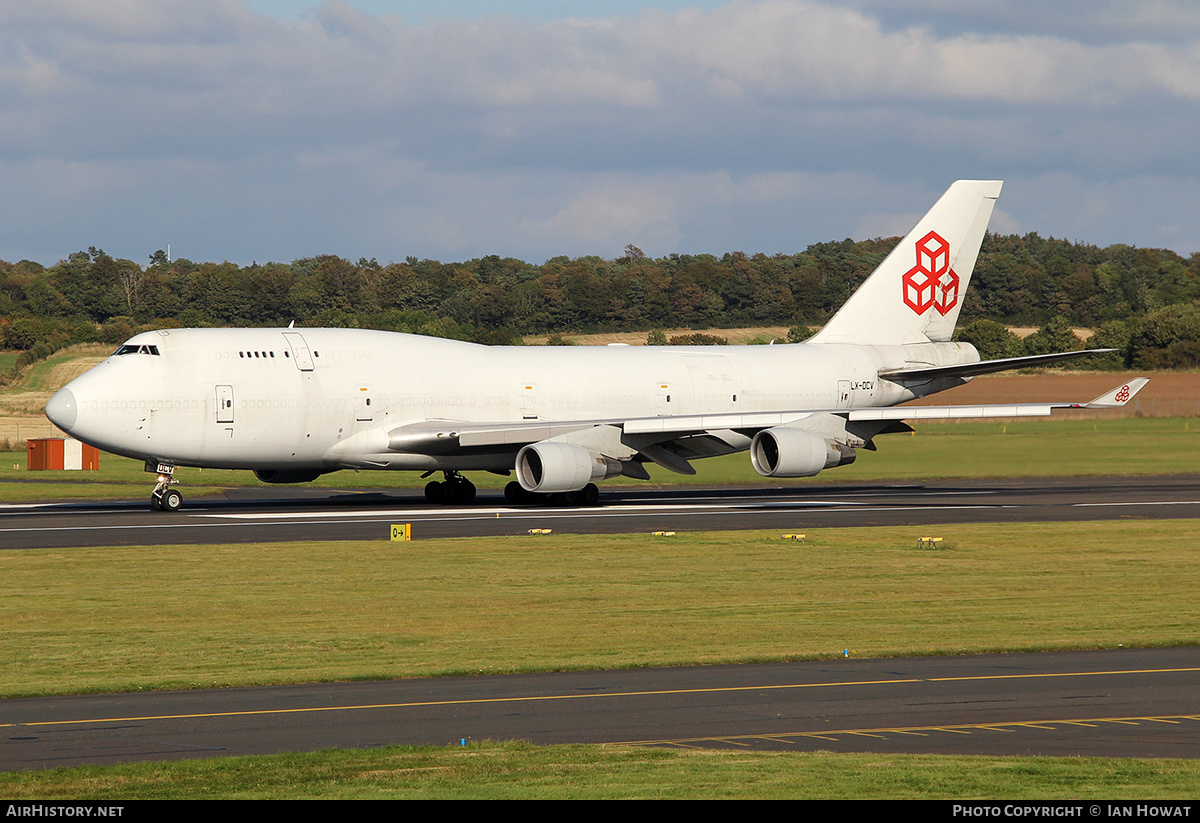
0;487;988;514
1075;501;1200;506
196;501;867;520
0;504;1012;535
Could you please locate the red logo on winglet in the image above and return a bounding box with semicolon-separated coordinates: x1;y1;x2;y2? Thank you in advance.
902;231;959;316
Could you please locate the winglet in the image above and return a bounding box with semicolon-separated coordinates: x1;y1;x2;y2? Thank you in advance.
1082;378;1149;409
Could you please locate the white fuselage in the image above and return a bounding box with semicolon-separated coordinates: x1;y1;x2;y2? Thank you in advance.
48;327;974;475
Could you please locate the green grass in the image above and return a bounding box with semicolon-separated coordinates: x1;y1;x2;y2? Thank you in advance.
6;350;91;394
3;417;1200;502
831;416;1200;480
3;521;1198;698
3;741;1199;799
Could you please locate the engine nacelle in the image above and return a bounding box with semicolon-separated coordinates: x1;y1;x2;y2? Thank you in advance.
749;427;856;478
515;441;621;493
253;469;325;484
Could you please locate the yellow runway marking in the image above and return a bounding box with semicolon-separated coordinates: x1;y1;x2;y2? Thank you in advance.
927;666;1200;683
4;666;1197;730
614;715;1200;749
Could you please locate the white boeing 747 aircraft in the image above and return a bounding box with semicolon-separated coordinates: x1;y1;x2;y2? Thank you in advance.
45;180;1146;511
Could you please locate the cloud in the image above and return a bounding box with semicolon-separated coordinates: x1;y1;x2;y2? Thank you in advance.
0;0;1198;264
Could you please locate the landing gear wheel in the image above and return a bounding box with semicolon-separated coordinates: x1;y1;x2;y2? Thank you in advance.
454;480;476;504
504;481;524;504
161;489;183;512
428;472;476;505
424;481;444;504
151;488;183;512
581;483;600;506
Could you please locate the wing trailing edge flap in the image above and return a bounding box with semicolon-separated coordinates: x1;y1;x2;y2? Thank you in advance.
388;420;597;453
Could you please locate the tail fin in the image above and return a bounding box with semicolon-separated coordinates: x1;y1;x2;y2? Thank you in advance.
810;180;1002;345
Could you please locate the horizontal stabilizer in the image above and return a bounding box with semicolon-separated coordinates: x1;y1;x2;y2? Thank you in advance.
880;349;1116;382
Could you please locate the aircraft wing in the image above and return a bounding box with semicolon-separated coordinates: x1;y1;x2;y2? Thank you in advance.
388;378;1148;450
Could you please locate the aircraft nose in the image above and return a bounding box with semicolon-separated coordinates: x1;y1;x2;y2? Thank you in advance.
45;387;78;432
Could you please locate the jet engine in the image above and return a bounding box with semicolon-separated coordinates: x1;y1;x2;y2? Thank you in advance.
515;441;621;493
253;469;325;484
749;427;856;478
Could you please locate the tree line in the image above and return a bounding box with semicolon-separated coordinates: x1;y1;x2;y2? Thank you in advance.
2;233;1199;374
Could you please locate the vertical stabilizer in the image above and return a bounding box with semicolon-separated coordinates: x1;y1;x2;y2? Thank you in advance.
810;180;1002;345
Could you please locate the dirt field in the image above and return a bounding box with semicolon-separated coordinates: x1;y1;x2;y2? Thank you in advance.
1008;327;1094;340
0;347;107;445
524;327;795;345
526;326;1097;345
907;371;1199;417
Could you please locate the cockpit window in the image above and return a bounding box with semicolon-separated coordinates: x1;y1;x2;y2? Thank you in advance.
114;344;160;356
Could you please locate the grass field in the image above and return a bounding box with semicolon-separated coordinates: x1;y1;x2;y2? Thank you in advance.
4;521;1198;698
4;742;1199;799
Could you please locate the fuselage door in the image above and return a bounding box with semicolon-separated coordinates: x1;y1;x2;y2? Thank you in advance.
655;382;672;415
216;385;235;423
283;332;315;371
684;355;737;413
356;386;373;422
836;379;851;409
519;382;537;420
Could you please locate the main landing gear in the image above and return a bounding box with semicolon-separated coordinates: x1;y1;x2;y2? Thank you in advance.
504;481;600;507
149;464;183;512
422;473;601;506
423;471;477;505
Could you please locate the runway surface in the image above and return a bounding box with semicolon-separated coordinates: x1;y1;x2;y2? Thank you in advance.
3;647;1198;770
3;474;1200;549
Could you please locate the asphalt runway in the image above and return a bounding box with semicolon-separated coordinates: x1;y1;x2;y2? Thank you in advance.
3;647;1198;770
3;474;1200;549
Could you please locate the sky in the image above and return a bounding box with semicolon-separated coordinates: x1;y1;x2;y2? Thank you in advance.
3;0;1200;267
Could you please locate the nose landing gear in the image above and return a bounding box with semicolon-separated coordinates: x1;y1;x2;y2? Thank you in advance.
148;462;183;512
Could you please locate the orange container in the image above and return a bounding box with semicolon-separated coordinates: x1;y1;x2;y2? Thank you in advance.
27;438;99;470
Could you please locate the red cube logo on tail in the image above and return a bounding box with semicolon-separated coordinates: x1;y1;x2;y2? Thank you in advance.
902;231;959;315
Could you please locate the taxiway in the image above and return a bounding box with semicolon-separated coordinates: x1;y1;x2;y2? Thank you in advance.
3;647;1197;770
